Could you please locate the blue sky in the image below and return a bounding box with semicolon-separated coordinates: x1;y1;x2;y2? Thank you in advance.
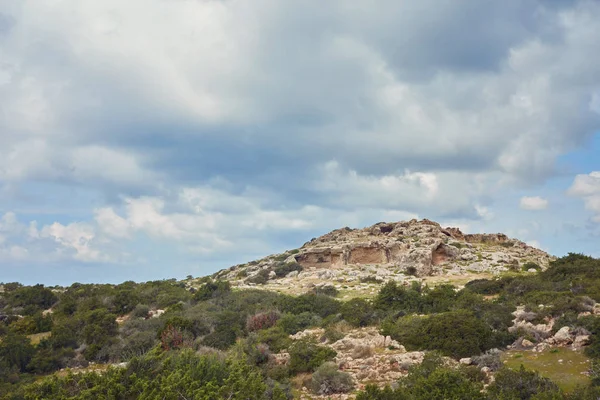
0;0;599;285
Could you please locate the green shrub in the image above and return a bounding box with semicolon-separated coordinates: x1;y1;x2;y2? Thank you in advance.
246;270;270;285
341;298;377;327
256;326;291;353
194;280;231;301
310;285;338;297
322;327;345;343
310;362;354;395
356;352;484;400
273;262;303;278
131;304;151;319
487;365;561;399
288;340;337;374
360;276;383;284
277;312;321;334
388;311;495;358
522;262;542;272
0;331;35;372
280;293;341;318
464;278;507;295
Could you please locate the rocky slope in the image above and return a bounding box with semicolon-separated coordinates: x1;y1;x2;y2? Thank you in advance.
213;219;553;296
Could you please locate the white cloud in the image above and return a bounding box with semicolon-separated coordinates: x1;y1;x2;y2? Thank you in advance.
0;0;599;190
569;171;600;196
40;222;102;262
568;171;600;222
0;1;599;277
520;196;549;210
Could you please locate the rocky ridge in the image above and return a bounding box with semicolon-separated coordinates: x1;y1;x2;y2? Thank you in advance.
214;219;553;296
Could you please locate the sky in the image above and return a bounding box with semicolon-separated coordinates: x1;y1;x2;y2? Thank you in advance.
0;0;599;286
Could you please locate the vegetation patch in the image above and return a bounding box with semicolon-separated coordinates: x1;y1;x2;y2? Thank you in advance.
502;348;591;392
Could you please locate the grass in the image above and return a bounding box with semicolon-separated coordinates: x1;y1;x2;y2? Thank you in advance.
502;348;591;392
27;331;51;345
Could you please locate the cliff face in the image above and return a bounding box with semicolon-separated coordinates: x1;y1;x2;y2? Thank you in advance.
215;219;554;294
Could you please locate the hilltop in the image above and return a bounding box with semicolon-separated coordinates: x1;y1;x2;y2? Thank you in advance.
213;219;553;297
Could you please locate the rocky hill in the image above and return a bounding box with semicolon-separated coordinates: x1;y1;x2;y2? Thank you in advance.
214;219;553;297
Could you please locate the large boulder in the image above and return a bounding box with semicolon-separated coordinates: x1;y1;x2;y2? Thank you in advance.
553;327;573;345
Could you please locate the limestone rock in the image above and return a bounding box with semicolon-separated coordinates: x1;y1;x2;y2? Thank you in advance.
553;327;573;345
216;219;554;295
521;339;535;348
573;335;590;348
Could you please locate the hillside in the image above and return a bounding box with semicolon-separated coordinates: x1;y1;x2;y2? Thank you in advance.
214;219;553;297
3;220;600;400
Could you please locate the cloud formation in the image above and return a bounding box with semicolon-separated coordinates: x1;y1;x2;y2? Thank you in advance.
520;196;549;210
569;172;600;222
0;0;599;282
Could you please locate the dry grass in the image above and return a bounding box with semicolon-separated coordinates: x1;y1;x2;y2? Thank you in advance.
27;331;51;345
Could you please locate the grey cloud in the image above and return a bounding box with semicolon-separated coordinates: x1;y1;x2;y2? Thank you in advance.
0;0;599;223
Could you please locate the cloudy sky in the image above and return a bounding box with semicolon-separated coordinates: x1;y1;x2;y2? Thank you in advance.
1;0;599;285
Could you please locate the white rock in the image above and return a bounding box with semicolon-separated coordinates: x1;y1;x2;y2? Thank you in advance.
286;270;299;278
553;327;573;344
522;339;534;347
573;335;590;348
459;358;472;365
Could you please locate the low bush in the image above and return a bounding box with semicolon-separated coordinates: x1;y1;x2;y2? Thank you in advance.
246;310;281;332
487;365;561;399
310;362;354;395
246;270;270;285
388;311;496;358
341;298;377;327
288;340;337;374
273;262;303;278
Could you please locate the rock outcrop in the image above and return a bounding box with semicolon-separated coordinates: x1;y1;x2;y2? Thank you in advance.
214;219;554;295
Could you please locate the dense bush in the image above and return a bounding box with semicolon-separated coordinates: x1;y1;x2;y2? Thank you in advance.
310;285;339;297
341;298;377;327
246;269;271;285
388;311;497;358
246;310;281;332
280;293;341;318
273;261;303;278
356;353;485;400
6;285;57;315
487;365;561;400
288;339;337;374
310;362;354;395
194;280;231;301
464;278;509;295
19;350;268;400
0;331;35;373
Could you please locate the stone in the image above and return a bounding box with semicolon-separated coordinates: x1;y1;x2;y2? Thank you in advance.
534;342;551;352
459;358;472;365
522;339;534;347
286;270;299;278
553;327;573;344
573;335;590;348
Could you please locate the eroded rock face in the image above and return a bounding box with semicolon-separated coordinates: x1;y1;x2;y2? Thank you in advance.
216;219;554;289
